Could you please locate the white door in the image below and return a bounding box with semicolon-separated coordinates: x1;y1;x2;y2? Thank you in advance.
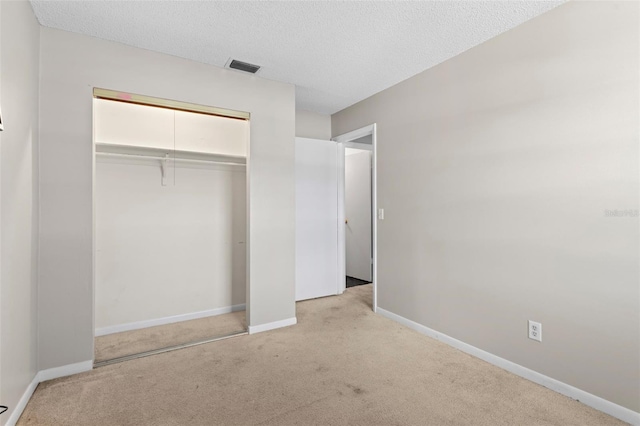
295;137;339;301
345;150;372;282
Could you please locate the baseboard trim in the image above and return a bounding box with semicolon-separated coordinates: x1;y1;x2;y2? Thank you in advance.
4;360;93;426
376;308;639;426
95;304;246;337
248;317;297;334
4;374;39;426
37;360;93;383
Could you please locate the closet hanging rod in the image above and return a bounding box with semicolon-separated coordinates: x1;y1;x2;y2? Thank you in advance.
94;142;246;164
95;151;246;167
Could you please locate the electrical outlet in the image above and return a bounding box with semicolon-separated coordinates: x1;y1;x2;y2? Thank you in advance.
528;320;542;342
378;208;384;220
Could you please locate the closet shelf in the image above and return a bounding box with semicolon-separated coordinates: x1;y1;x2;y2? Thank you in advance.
95;143;246;165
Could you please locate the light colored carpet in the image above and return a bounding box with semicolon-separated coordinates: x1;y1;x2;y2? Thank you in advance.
95;310;247;362
20;285;625;425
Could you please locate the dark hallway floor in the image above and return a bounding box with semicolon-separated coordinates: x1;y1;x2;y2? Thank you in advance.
346;276;370;288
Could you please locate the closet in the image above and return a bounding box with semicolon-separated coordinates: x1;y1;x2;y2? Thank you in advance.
93;91;248;364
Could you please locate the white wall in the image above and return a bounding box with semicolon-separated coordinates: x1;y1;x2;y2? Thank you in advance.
95;158;246;329
95;99;249;156
38;27;296;371
0;0;40;423
345;149;372;282
295;109;331;140
175;111;248;157
333;1;639;413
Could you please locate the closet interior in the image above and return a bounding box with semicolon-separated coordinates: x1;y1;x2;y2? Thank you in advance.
93;92;248;365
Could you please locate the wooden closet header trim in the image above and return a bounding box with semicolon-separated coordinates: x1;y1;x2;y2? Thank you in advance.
93;88;251;121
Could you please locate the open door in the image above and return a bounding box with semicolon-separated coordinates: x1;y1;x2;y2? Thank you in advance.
295;137;339;301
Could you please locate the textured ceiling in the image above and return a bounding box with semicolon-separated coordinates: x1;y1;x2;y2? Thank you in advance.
30;1;563;115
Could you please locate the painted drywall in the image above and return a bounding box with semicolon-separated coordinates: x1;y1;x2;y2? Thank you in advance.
345;149;372;282
174;111;248;156
0;0;40;423
295;109;331;140
94;100;174;151
38;27;295;370
332;1;639;412
95;158;246;329
94;98;249;156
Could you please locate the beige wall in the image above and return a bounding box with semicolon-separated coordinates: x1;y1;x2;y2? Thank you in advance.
0;0;40;422
295;109;331;140
333;1;639;412
38;27;296;370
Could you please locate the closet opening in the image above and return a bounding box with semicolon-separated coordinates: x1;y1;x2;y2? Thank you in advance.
334;124;378;312
92;88;250;366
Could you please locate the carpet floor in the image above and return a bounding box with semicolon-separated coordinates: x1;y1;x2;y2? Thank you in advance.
95;310;247;363
19;285;624;425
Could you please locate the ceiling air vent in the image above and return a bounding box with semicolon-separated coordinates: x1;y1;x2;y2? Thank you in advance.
228;59;260;74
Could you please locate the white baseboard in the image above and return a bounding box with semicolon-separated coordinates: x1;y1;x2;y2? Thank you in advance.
37;360;93;383
248;317;297;334
4;360;93;426
95;304;246;337
376;308;640;426
4;374;39;426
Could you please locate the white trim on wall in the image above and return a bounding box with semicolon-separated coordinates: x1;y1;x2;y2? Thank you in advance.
336;143;346;294
37;360;93;383
95;304;246;337
370;124;378;312
377;307;640;426
5;360;93;426
248;317;297;334
333;125;376;144
4;375;38;426
342;141;373;151
333;124;378;312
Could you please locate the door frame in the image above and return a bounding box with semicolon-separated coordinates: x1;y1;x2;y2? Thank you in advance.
333;124;378;312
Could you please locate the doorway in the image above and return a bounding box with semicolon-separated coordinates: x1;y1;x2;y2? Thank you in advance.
344;147;372;288
334;125;378;311
92;89;250;366
293;124;377;310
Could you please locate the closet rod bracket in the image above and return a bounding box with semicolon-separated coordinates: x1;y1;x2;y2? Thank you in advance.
160;154;169;186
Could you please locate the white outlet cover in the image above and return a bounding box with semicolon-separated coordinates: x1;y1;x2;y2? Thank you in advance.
528;320;542;342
